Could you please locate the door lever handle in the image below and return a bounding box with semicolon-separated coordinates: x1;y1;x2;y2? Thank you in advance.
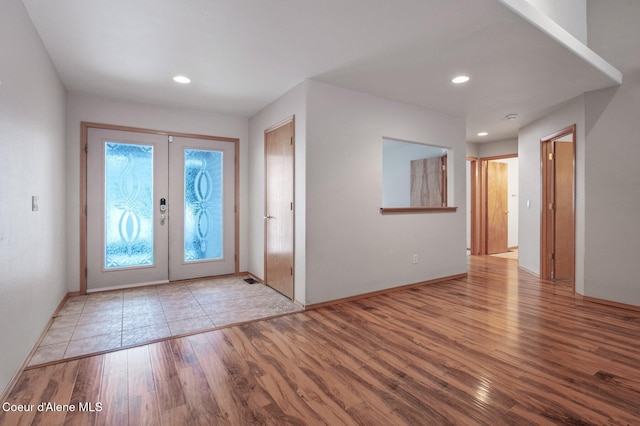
264;215;274;219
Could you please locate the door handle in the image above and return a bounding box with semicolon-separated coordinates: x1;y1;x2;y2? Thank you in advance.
264;215;274;219
160;198;167;224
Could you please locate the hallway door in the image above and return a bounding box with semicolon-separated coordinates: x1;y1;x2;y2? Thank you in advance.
86;127;236;291
264;118;294;299
541;126;575;281
486;161;508;254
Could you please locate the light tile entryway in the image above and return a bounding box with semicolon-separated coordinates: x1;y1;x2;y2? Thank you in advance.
29;276;302;367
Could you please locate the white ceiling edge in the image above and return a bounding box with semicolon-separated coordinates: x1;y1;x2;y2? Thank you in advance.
498;0;622;85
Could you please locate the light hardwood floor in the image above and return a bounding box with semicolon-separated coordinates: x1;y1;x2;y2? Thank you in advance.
2;255;640;425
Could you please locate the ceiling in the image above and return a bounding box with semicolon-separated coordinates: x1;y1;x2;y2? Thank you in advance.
21;0;621;142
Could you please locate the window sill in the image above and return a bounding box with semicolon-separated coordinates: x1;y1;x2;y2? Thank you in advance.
379;207;458;214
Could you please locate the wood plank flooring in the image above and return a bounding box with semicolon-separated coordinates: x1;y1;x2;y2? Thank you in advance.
2;255;640;425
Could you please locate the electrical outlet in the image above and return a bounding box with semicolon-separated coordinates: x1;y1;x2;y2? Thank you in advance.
32;196;39;212
412;254;418;264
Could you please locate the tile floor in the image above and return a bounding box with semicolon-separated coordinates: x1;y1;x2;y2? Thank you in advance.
29;276;303;367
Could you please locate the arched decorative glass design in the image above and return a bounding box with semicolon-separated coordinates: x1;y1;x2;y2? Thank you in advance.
104;142;154;268
184;149;223;262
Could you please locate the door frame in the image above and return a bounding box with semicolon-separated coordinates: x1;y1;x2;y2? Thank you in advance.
467;157;480;255
475;154;517;255
263;116;295;299
540;124;576;283
80;122;240;295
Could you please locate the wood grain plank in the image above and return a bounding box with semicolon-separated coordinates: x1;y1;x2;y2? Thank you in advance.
221;326;328;424
128;391;160;426
169;338;198;370
95;370;127;426
102;350;127;376
64;355;104;426
0;365;56;426
147;341;185;411
192;331;272;425
176;363;227;425
30;360;79;426
127;345;154;397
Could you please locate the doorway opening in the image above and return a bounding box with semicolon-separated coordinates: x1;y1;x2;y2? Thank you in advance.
540;125;575;283
468;154;519;257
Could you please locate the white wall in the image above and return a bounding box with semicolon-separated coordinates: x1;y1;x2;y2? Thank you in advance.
0;0;68;395
518;96;585;295
582;0;640;307
305;81;466;304
66;94;249;292
583;85;640;305
524;0;587;44
466;142;479;158
477;138;518;158
248;82;307;304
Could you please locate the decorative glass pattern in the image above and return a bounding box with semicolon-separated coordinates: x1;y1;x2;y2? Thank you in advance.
184;149;223;262
104;142;154;268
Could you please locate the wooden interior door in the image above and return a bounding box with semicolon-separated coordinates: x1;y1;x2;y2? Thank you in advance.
542;136;575;281
486;161;508;254
553;142;575;280
264;118;294;299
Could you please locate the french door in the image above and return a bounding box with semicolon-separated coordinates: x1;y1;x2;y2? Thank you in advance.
86;127;236;291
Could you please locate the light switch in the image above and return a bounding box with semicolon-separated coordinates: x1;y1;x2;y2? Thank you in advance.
32;196;39;212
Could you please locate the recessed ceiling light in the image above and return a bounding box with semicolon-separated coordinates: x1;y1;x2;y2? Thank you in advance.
477;132;488;137
173;75;191;84
452;75;470;84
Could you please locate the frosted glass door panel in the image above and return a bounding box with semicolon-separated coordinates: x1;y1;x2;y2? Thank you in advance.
169;136;235;281
184;149;223;262
104;142;154;268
